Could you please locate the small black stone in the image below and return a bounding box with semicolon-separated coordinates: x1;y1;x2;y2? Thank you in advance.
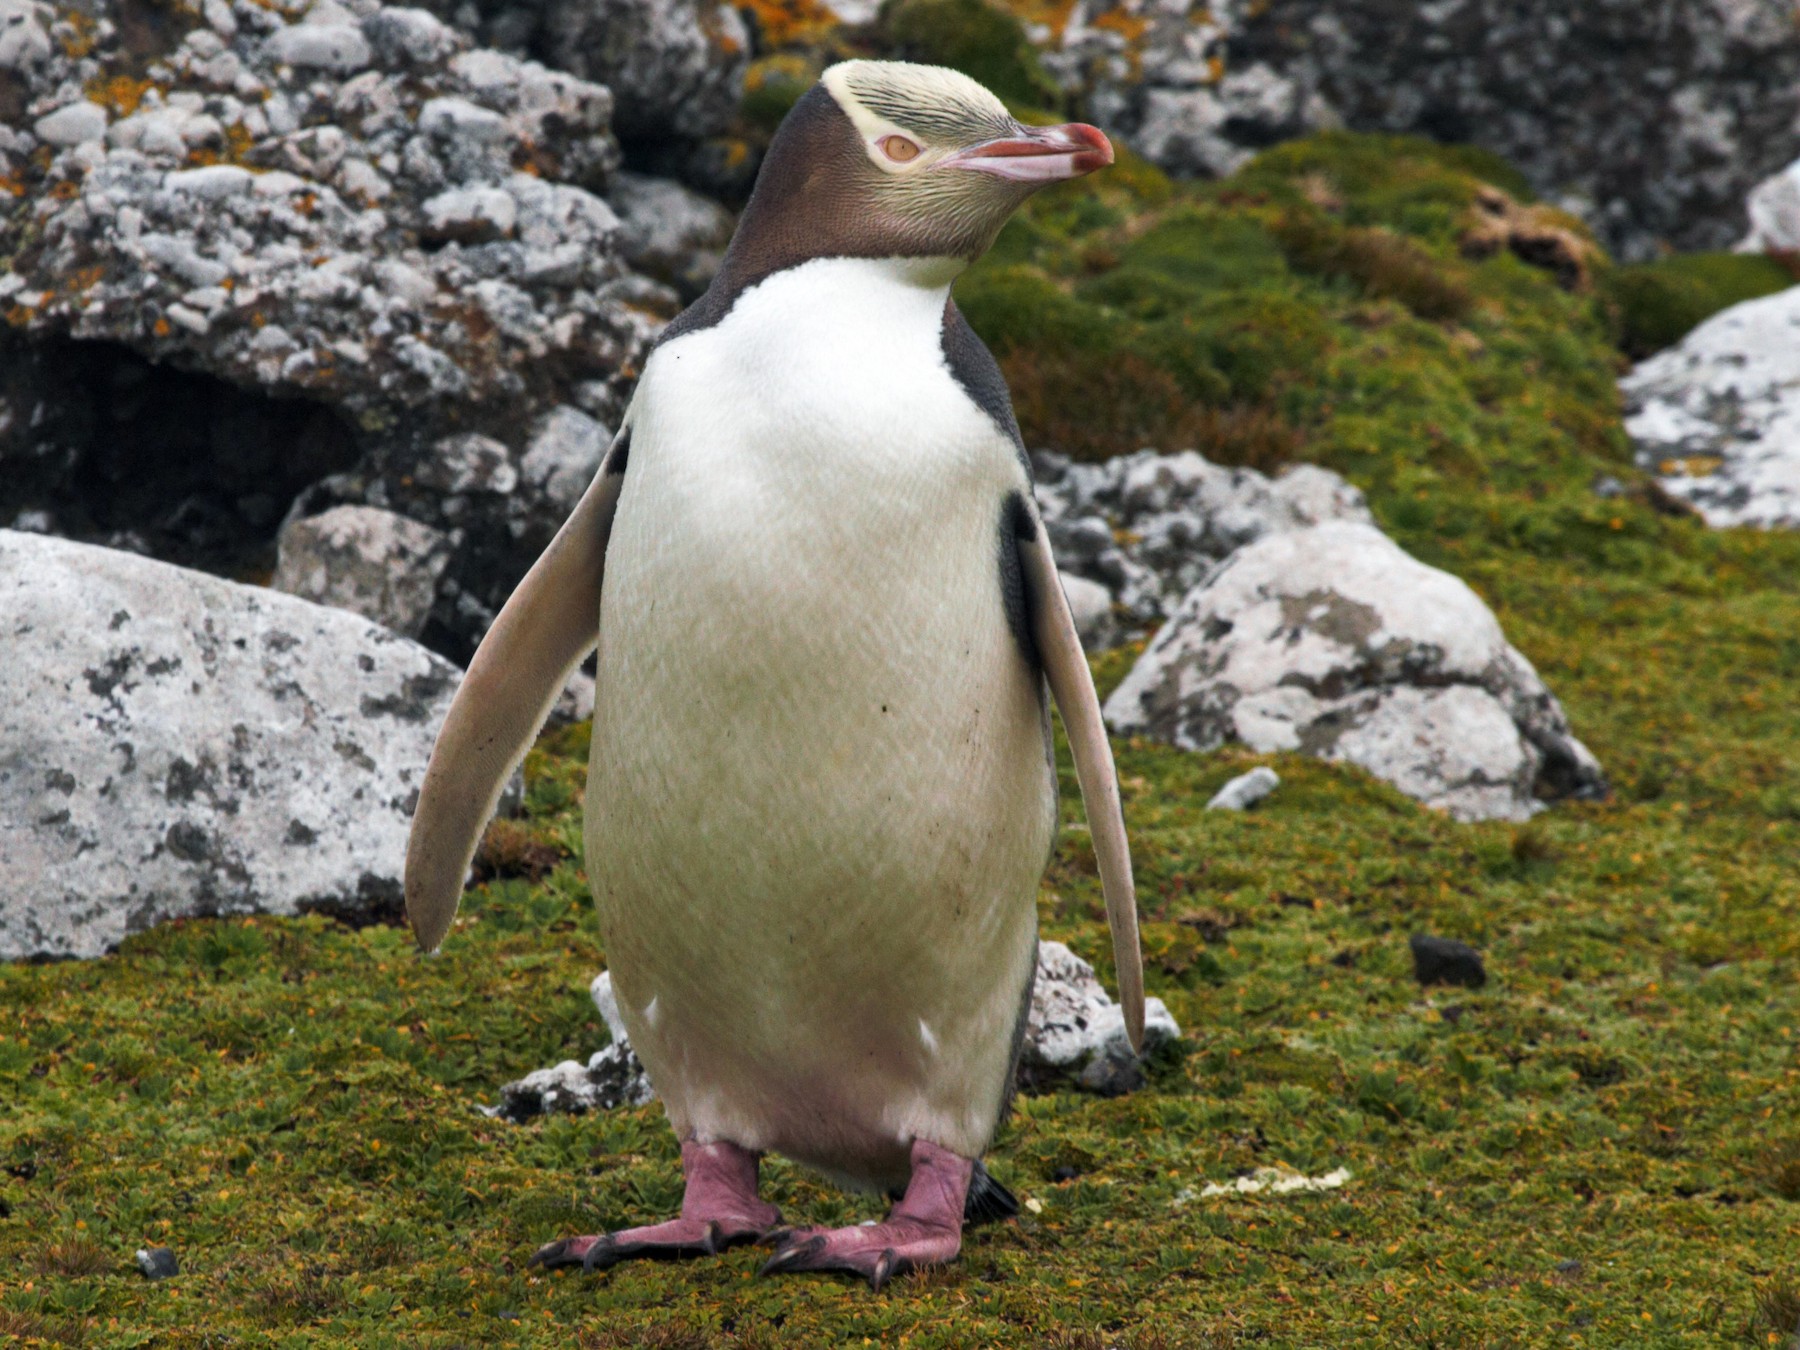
1051;1166;1081;1183
136;1246;179;1280
1409;934;1487;989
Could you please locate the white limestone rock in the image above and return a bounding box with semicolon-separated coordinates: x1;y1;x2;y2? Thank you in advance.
0;531;459;961
1621;285;1800;528
1104;522;1607;822
1060;571;1117;652
271;504;454;638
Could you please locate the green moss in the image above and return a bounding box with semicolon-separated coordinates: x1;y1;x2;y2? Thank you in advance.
1600;250;1798;359
877;0;1061;110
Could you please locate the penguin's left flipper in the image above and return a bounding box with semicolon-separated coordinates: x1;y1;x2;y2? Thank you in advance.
1009;490;1146;1053
404;431;630;954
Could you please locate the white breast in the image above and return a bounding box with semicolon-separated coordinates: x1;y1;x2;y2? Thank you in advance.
586;256;1053;1185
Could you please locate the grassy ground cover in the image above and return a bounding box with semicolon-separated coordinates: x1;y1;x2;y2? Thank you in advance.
4;125;1799;1347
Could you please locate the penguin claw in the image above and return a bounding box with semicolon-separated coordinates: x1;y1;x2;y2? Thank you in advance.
755;1224;952;1292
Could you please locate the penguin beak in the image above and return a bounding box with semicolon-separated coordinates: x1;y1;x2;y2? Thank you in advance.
944;122;1114;183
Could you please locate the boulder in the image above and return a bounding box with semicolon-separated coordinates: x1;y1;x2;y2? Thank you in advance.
0;530;458;961
1032;448;1374;641
0;0;667;661
1025;0;1800;261
1621;285;1800;529
1103;522;1607;822
272;504;453;638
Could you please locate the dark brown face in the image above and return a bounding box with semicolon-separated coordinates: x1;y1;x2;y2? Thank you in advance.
710;61;1113;297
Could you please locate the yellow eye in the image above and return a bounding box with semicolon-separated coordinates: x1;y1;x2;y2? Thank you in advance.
881;135;920;163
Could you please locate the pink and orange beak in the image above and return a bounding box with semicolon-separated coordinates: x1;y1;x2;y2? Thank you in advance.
945;122;1114;183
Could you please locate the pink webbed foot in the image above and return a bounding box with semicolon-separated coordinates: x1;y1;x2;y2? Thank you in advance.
529;1139;781;1273
760;1139;972;1293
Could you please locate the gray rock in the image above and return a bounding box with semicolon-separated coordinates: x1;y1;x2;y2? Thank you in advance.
1033;448;1374;642
1622;284;1800;529
0;0;663;663
1206;765;1279;811
520;405;608;516
1740;156;1800;253
0;531;460;960
1409;934;1487;990
1103;522;1607;822
607;170;734;301
1021;940;1181;1093
272;504;454;638
1032;0;1800;261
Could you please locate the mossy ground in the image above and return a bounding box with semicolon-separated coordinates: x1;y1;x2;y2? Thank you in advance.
5;131;1800;1346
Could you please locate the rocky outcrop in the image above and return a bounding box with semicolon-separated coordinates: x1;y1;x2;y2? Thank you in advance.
0;0;665;658
409;0;748;147
0;531;458;960
1024;0;1800;261
1032;448;1374;642
1103;521;1607;821
1621;285;1800;529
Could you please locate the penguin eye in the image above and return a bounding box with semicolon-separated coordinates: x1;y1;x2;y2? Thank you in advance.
881;135;921;163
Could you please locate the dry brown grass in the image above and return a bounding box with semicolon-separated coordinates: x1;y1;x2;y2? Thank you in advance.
32;1235;109;1278
473;817;567;884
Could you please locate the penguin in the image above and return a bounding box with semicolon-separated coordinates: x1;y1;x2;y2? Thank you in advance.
404;59;1143;1292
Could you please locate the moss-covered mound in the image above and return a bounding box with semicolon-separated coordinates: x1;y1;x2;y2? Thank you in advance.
4;133;1799;1346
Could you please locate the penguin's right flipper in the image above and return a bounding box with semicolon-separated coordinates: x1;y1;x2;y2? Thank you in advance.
404;431;630;953
1008;490;1146;1054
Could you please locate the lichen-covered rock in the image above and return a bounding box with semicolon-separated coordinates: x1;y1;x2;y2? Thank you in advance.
0;0;665;658
271;503;453;638
1103;522;1607;821
0;530;458;960
1621;285;1800;529
1020;940;1180;1096
1022;0;1800;260
1032;448;1374;642
411;0;748;146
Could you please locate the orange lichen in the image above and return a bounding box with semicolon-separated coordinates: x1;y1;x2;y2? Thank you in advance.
85;75;157;118
1090;9;1150;43
58;11;98;59
736;0;842;49
994;0;1078;40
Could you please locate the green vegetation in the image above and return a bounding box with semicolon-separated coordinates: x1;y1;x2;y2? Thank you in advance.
1602;251;1798;360
4;131;1800;1346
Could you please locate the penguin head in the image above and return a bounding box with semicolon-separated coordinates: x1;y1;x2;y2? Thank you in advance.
721;60;1113;277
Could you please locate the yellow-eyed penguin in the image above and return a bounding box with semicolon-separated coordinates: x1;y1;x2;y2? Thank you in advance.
404;59;1143;1291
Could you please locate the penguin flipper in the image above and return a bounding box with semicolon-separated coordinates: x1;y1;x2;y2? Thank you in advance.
1012;493;1146;1053
404;433;629;953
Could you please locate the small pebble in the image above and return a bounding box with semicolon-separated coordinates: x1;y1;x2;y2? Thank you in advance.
1206;766;1280;811
136;1246;179;1280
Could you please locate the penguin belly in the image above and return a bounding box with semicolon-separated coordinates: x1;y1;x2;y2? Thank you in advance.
587;258;1054;1188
